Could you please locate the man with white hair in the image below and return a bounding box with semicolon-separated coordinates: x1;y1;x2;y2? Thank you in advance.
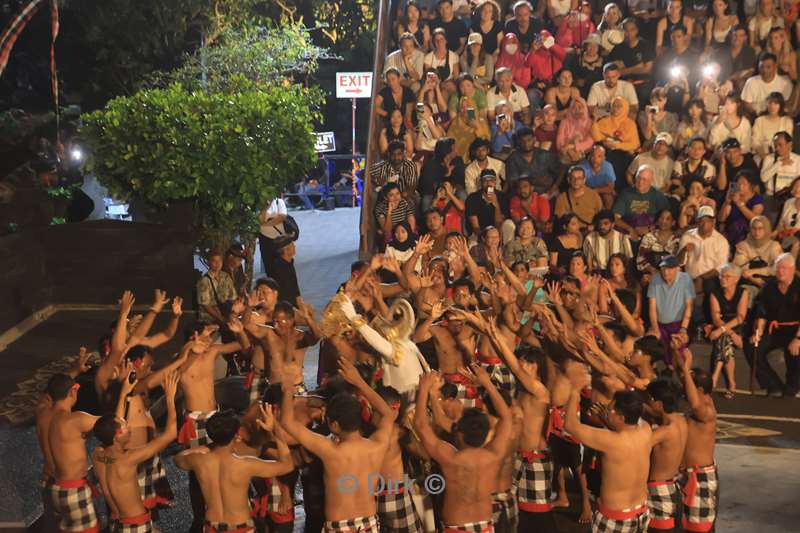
612;165;669;241
487;67;531;122
745;253;800;397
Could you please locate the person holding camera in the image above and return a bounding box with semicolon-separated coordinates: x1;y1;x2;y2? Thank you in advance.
637;87;678;148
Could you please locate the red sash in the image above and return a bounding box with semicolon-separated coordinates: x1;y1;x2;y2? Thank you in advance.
597;500;648;521
178;417;197;444
120;512;151;526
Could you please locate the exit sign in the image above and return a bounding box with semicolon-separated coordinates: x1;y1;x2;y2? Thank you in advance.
336;72;373;99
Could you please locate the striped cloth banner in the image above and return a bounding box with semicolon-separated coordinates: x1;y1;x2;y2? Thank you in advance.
49;0;59;137
0;0;45;78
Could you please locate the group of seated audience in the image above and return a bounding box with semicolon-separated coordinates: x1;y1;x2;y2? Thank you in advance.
32;2;800;533
372;0;800;399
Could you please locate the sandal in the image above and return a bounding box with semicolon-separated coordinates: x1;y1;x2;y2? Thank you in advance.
723;390;734;400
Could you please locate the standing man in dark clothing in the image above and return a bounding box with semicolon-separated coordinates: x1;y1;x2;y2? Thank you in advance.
465;170;505;237
270;241;302;306
418;137;465;212
223;243;248;297
431;0;468;53
745;254;800;397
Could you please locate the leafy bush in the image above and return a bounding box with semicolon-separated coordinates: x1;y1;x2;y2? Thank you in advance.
81;81;322;249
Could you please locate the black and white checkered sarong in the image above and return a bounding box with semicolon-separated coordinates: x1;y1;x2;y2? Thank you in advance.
513;450;554;512
324;514;379;532
590;501;649;533
480;360;518;400
647;479;680;530
680;464;718;532
48;478;99;532
247;369;268;404
137;453;173;509
442;518;494;532
491;488;518;532
203;518;254;532
114;512;155;532
443;373;481;408
376;482;423;533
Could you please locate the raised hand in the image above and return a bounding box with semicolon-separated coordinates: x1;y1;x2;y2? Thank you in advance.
119;290;135;316
163;371;179;403
415;233;434;256
418;370;440;390
247;290;264;308
227;317;244;334
171;296;184;317
469;363;492;388
429;300;446;321
296;298;316;322
546;281;562;305
152;289;170;311
256;402;275;433
381;255;401;274
337;357;366;387
369;254;383;271
231;298;246;316
75;346;91;374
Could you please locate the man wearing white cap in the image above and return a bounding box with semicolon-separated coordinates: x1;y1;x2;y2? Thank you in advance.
461;33;495;89
625;133;674;191
678;205;730;293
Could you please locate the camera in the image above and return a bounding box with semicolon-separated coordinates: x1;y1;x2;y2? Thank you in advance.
496;113;507;123
670;65;683;79
129;370;137;384
416;102;425;113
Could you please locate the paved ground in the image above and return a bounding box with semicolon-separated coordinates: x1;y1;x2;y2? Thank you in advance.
2;207;800;531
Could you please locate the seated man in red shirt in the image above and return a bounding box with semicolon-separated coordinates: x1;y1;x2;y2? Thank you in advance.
502;176;551;242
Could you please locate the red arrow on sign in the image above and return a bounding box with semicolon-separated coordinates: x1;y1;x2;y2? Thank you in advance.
344;88;364;94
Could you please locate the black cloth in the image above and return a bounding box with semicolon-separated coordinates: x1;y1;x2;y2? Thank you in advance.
552;237;581;269
719;154;759;185
418;155;466;197
753;278;800;323
475;21;503;54
608;38;655;81
431;17;468;51
465;191;498;233
518;511;558;533
378;85;415;117
504;18;544;52
270;255;301;305
711;284;745;325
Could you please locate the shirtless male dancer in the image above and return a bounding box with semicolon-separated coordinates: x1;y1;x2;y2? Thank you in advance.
260;299;320;394
92;371;179;532
487;328;558;533
676;348;719;533
281;362;398;532
337;356;425;533
415;365;512;533
178;319;251;530
565;367;653;533
36;349;91;530
645;380;688;533
175;406;294;533
46;373;101;533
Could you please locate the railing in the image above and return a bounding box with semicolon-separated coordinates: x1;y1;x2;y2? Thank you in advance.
359;0;392;258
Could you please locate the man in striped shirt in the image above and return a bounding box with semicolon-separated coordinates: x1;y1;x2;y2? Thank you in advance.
582;209;634;270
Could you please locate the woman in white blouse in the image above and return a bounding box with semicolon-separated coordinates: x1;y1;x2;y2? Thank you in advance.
751;92;794;163
708;94;752;153
748;0;784;51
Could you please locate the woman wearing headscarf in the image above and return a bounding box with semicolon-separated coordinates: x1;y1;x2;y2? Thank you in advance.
385;221;421;272
556;96;594;165
733;215;783;289
448;94;491;160
495;33;531;89
591;96;640;179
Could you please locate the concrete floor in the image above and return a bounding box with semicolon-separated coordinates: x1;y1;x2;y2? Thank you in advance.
2;207;800;531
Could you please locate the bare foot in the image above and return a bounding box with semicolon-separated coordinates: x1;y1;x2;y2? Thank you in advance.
552;496;570;508
578;506;592;523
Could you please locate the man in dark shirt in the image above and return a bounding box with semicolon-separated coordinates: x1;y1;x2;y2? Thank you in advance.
465;170;505;236
431;0;468;53
608;17;655;104
745;254;800;397
504;0;544;53
653;24;699;88
713;24;757;92
505;127;554;194
418;137;465;211
717;138;759;191
271;241;301;306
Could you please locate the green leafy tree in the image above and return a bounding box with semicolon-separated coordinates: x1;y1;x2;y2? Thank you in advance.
80;22;326;276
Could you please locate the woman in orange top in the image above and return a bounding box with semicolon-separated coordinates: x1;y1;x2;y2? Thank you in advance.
591;95;640;182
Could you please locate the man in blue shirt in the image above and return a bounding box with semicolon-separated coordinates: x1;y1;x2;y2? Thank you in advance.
580;144;617;209
646;255;695;366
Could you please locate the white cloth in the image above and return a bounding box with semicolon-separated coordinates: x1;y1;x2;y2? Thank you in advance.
779;198;800;232
259;198;288;238
741;75;793;115
587;80;639;116
465;157;506;194
385;49;425;82
423;50;460;81
751;116;794;158
760;153;800;195
708;117;752;153
486;84;531;114
679;228;730;279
